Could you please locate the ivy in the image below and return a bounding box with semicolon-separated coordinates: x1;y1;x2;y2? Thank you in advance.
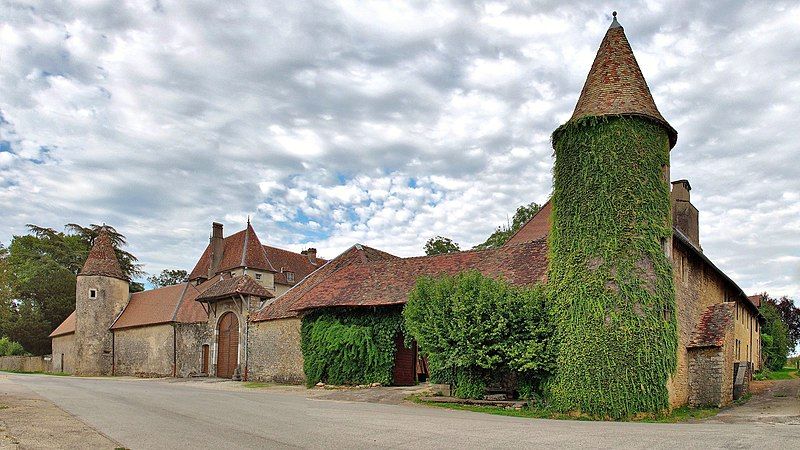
404;271;554;399
548;116;677;419
300;308;404;387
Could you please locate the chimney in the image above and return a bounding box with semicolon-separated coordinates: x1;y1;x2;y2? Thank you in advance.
671;180;700;249
208;222;224;278
301;248;317;264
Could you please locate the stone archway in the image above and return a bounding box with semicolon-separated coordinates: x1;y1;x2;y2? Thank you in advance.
216;312;239;379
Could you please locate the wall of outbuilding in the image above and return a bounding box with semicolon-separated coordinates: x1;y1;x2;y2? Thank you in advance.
113;324;174;377
50;334;76;373
247;318;305;384
174;322;210;377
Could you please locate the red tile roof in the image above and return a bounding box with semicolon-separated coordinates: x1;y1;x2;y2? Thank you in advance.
264;245;326;286
80;228;126;280
688;302;735;348
505;200;551;246
110;281;209;330
566;17;677;148
747;294;763;308
49;311;76;337
252;239;548;322
196;274;273;302
252;244;399;321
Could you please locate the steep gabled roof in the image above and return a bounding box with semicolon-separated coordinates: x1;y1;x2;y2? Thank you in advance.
80;227;126;280
251;244;399;321
567;13;677;148
196;274;273;303
49;311;76;337
110;281;208;330
264;245;326;286
188;223;275;279
688;303;735;348
505;200;552;246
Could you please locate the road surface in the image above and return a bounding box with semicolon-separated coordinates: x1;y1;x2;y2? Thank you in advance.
4;373;799;449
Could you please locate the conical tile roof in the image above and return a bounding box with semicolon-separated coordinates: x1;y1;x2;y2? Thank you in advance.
568;13;677;148
80;227;127;280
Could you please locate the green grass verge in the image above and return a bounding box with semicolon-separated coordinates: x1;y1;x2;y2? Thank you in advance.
242;381;276;389
411;396;718;423
754;367;799;381
0;369;70;376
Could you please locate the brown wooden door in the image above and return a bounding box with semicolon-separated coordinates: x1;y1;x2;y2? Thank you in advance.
201;344;209;374
216;312;239;379
392;333;417;386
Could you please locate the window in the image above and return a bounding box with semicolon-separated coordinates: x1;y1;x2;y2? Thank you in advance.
89;289;97;299
286;271;295;282
255;273;262;280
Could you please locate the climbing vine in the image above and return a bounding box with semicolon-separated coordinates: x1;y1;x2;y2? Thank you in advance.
404;271;555;399
301;307;404;387
548;116;677;418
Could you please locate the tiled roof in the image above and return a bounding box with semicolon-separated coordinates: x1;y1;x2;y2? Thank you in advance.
49;311;76;337
566;16;677;148
110;281;209;330
189;224;275;279
688;303;735;348
80;228;126;280
264;245;326;286
252;240;548;321
747;294;763;308
252;244;399;321
505;200;551;246
196;274;273;302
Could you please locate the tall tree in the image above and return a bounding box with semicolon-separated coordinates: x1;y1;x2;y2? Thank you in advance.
473;202;542;250
148;269;188;288
760;300;790;371
424;236;460;256
772;296;800;349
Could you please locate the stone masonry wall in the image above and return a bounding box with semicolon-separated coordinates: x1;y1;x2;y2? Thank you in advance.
175;322;210;377
113;324;174;377
0;355;48;373
50;333;76;373
75;275;129;375
247;318;305;384
688;347;725;406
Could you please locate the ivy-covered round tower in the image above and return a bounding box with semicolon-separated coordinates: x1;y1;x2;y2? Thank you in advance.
548;12;678;418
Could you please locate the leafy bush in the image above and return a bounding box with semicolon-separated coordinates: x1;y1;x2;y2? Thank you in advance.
760;302;790;371
403;270;554;399
301;308;404;387
0;336;26;356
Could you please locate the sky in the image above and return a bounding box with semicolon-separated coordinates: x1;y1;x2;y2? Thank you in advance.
0;1;799;301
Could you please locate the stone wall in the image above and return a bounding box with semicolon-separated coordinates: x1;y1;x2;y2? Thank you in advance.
75;275;129;375
51;333;76;373
247;318;305;384
174;322;210;377
688;321;735;407
113;324;174;377
0;355;48;373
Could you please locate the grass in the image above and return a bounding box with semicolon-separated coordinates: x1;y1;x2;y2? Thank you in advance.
411;396;719;423
242;381;276;389
754;367;799;381
0;369;70;376
734;393;752;405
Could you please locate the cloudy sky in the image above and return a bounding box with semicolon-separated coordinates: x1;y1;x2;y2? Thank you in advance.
1;0;798;300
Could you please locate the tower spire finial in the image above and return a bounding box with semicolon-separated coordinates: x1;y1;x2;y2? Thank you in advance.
609;11;621;29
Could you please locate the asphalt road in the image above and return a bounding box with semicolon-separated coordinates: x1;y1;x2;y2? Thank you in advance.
7;374;800;449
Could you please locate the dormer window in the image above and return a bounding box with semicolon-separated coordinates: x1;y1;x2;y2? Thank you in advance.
255;273;262;280
89;289;97;299
286;271;295;282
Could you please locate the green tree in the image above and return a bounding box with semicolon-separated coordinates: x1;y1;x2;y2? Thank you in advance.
760;300;790;370
424;236;460;256
473;202;542;250
404;271;554;399
147;269;188;288
0;336;26;356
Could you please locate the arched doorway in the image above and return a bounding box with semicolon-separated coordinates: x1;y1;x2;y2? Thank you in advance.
216;312;239;379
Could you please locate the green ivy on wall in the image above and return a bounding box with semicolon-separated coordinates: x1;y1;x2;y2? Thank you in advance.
300;308;404;387
548;115;677;419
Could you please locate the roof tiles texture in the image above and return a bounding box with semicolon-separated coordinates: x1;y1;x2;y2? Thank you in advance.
80;229;126;280
505;200;552;246
568;22;677;148
49;311;76;337
265;245;325;285
688;302;735;348
111;281;208;330
196;274;273;302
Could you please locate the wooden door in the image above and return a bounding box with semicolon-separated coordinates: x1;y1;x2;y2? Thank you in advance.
201;344;209;374
392;333;417;386
216;313;239;379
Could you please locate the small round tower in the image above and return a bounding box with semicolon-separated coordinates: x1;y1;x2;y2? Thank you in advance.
548;12;678;417
75;226;129;376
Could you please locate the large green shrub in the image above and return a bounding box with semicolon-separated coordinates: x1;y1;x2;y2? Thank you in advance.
760;302;790;371
403;271;554;399
0;336;25;356
300;308;404;387
548;116;677;418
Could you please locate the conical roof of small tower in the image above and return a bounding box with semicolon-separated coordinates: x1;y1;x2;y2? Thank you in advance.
567;12;677;148
80;227;127;280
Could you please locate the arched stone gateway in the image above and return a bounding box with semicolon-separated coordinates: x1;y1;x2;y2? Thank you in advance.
216;312;239;379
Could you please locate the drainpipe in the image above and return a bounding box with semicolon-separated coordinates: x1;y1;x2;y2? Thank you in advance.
173;324;177;377
111;330;115;376
241;294;249;381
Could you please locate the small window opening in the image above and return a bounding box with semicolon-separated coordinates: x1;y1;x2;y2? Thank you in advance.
255;273;262;280
286;271;295;282
89;289;97;299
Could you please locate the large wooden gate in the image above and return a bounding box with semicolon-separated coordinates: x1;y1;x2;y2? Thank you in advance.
216;312;239;379
392;333;417;386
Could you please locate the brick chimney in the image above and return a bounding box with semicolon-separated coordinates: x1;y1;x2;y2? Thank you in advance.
301;248;317;264
671;180;700;249
208;222;224;278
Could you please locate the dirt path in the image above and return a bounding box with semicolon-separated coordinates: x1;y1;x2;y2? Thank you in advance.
0;375;120;449
710;378;800;425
